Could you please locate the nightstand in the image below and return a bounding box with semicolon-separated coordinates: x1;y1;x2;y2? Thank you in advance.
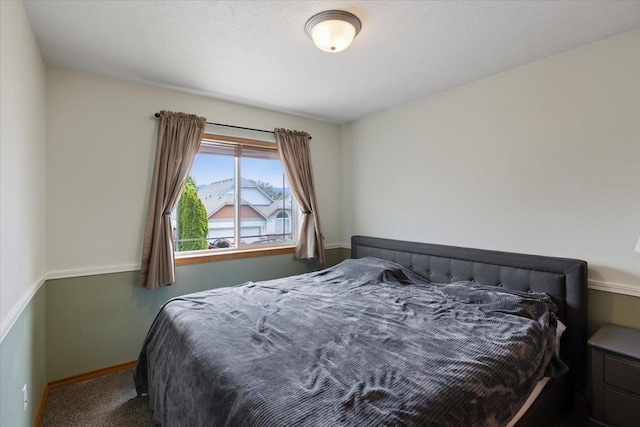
588;323;640;427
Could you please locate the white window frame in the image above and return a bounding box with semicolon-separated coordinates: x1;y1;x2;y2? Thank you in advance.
175;133;297;264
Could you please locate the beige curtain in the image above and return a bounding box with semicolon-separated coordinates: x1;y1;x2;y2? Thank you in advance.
274;128;325;263
140;111;206;289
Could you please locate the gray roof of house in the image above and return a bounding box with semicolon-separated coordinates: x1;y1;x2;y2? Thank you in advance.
197;178;292;219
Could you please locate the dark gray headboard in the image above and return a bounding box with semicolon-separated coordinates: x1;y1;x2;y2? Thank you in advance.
351;235;588;389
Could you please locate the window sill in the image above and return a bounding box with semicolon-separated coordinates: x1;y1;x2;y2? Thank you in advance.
175;245;296;266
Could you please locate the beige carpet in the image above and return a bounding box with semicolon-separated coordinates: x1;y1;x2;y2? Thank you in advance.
39;367;587;426
39;368;154;426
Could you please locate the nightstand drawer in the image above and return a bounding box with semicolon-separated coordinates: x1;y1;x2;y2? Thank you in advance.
604;388;640;427
604;355;640;395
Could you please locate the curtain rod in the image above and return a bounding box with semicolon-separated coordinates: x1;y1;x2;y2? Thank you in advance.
153;113;311;139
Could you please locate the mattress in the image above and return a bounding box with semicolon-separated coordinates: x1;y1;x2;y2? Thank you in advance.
135;257;566;426
507;377;550;427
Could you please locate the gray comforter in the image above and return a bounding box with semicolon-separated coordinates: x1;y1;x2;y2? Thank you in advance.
134;257;566;427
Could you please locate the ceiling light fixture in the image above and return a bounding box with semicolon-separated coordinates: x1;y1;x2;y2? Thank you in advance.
305;10;361;53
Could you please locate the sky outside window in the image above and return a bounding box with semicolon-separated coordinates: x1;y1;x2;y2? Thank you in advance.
190;155;285;188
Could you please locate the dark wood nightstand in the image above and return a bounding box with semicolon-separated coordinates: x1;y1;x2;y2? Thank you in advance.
588;323;640;427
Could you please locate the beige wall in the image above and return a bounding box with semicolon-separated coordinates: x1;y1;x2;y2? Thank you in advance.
0;2;48;427
0;0;47;334
45;67;342;273
342;30;640;292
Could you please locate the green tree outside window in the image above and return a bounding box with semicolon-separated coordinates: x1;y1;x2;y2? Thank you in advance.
177;176;208;251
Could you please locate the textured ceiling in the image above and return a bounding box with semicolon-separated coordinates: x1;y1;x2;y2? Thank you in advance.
24;1;640;123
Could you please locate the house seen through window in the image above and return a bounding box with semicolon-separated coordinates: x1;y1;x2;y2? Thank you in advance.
173;135;296;252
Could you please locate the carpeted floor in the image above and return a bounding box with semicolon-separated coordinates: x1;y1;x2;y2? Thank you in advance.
39;368;588;426
39;368;154;426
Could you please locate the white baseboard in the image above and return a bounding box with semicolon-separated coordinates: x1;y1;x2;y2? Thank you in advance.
0;273;46;343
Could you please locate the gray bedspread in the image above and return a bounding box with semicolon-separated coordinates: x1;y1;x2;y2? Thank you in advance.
134;257;566;427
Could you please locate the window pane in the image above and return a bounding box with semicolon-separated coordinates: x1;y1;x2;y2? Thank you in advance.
174;147;295;254
174;154;235;251
240;158;294;246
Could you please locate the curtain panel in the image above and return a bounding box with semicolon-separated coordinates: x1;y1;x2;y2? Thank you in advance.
140;111;207;289
274;128;325;263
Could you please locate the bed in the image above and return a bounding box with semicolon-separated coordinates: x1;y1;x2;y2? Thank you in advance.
134;235;587;426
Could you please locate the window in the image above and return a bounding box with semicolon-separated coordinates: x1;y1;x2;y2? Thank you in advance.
173;134;296;257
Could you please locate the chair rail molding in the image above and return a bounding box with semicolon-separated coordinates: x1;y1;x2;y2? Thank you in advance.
0;273;47;343
588;279;640;298
3;251;637;343
46;264;140;280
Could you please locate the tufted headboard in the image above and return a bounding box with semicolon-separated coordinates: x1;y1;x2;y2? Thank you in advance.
351;235;588;390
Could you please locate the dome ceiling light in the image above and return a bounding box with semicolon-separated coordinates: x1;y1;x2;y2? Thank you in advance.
304;10;362;53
